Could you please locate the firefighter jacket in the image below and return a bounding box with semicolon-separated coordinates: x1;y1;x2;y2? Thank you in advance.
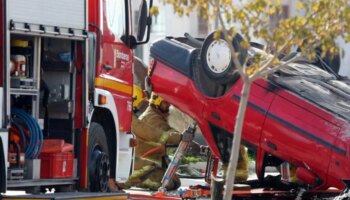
131;106;182;170
126;106;182;190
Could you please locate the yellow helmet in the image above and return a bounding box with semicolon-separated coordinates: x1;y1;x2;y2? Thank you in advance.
149;92;164;107
132;85;145;109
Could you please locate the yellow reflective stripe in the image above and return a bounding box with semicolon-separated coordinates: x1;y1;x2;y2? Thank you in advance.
159;132;169;144
143;140;162;147
138;157;162;168
95;77;132;95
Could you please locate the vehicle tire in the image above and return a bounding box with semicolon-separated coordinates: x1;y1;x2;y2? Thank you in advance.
88;122;110;192
192;51;229;98
200;31;247;84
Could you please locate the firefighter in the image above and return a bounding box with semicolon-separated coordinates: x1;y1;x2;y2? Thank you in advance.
221;145;249;182
121;92;183;191
235;145;249;181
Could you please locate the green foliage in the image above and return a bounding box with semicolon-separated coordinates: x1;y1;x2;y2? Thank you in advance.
167;147;206;164
181;154;204;164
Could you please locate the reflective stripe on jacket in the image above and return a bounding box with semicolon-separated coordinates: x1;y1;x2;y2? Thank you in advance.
131;106;182;170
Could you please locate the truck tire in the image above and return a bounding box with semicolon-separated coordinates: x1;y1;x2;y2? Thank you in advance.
88;122;110;192
200;31;247;84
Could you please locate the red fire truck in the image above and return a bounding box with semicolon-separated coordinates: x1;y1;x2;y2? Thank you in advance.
0;0;152;194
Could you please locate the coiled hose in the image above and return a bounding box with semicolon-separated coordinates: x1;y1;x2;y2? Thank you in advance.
11;108;43;159
10;119;27;152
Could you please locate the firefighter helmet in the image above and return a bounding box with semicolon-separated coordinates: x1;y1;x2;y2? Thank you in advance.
149;92;164;107
133;85;145;109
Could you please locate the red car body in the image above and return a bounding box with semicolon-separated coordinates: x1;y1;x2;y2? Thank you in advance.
147;37;350;190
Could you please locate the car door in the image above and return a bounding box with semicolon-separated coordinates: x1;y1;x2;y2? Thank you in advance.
202;79;275;162
261;92;340;180
100;0;134;131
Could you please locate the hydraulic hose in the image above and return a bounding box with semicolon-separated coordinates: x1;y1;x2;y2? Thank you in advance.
29;113;43;158
12;108;43;159
141;146;165;158
20;108;42;159
12;108;36;159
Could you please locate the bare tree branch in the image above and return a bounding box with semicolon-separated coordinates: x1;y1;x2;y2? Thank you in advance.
250;39;291;80
215;0;245;78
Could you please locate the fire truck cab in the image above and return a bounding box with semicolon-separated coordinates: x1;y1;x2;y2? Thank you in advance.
0;0;152;193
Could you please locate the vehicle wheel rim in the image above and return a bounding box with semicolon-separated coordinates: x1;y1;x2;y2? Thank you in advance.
206;39;231;74
90;147;110;192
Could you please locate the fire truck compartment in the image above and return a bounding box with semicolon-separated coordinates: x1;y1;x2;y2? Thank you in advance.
6;33;80;190
8;0;86;37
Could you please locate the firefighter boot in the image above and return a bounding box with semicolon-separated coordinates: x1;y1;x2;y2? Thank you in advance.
118;164;157;189
136;178;161;191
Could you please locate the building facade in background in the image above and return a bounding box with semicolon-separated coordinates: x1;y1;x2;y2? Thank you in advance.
282;0;350;77
132;0;208;65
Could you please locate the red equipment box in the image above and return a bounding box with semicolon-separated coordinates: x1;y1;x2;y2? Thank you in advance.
40;152;74;178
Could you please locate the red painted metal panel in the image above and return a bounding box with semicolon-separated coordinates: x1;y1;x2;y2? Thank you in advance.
328;125;350;189
79;128;88;190
261;95;340;188
97;0;133;133
202;80;275;147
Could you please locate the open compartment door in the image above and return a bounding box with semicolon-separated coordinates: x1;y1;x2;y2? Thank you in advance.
8;0;87;38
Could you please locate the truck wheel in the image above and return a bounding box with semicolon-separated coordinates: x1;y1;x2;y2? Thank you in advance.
88;122;110;192
200;31;247;84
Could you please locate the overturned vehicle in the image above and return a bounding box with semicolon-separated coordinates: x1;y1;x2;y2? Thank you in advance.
146;32;350;190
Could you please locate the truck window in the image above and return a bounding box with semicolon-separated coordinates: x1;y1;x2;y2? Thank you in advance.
106;0;126;36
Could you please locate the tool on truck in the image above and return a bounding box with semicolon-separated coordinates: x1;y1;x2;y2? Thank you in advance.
158;123;197;193
0;0;153;195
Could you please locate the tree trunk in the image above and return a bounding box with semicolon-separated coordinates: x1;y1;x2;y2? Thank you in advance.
223;79;251;200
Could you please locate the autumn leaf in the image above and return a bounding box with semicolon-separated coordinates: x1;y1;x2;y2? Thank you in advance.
297;2;303;11
149;6;159;16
